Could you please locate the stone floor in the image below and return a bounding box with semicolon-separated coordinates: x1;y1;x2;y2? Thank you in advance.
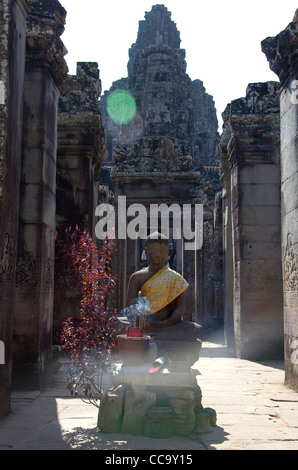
0;334;298;451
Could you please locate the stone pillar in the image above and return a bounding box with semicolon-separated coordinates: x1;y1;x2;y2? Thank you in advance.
0;0;32;417
12;0;68;388
262;11;298;388
222;82;283;360
57;62;107;237
218;113;235;348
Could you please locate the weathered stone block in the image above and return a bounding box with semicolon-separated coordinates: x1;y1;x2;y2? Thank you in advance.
280;136;298;184
281;212;298;254
97;385;125;433
241;241;281;261
19;183;56;227
281;173;298;217
121;387;156;435
240;183;280;207
21;148;56;189
193;411;213;434
205;407;217;427
280;85;296;119
239;225;281;243
167;396;196;435
234;320;284;359
238;205;281;227
284;295;298;337
280;102;298;149
239;164;280;185
144;407;174;438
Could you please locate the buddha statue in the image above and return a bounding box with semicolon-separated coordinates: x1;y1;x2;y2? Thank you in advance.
124;232;202;363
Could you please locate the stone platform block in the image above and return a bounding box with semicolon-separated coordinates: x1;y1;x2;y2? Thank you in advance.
97;385;125;433
98;361;216;438
111;363;198;388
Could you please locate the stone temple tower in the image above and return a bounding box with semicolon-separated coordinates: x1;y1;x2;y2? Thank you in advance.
99;4;223;331
100;4;219;171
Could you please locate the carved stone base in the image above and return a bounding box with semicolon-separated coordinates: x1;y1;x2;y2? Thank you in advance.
97;363;216;437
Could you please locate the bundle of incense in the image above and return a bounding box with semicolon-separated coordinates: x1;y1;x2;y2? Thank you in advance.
139;314;144;331
126;327;145;337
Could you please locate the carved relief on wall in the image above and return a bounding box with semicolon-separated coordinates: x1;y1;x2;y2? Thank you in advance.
16;242;38;288
0;233;16;283
284;233;298;292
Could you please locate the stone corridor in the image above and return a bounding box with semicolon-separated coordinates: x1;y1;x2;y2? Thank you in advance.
0;336;297;450
0;2;297;451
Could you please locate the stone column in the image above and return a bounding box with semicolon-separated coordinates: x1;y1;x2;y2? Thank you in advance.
222;82;283;360
12;0;68;388
0;0;32;417
218;120;235;348
57;62;107;237
262;10;298;388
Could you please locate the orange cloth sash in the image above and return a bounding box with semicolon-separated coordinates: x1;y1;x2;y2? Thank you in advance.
141;266;189;314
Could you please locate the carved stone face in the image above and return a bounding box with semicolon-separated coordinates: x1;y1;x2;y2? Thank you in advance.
145;241;168;271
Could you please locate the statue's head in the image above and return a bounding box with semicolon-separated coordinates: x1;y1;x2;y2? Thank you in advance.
145;232;169;271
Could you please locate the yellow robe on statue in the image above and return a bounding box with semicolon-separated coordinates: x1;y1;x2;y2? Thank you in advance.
141;266;189;315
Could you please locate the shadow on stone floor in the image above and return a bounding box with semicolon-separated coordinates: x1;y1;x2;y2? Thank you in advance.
60;425;230;450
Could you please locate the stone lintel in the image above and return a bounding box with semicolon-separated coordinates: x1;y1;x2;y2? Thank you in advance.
261;10;298;86
57;122;104;150
227;135;280;168
220;82;280;169
26;0;68;88
111;170;201;182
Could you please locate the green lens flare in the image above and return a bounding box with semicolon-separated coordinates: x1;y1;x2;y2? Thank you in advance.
107;90;137;124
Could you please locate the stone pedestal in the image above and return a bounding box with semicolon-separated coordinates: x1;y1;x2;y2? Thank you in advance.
97;360;216;437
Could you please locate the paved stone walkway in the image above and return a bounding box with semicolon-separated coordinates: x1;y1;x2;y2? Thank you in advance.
0;338;298;451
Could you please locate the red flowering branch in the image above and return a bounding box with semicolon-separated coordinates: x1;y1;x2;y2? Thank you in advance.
55;226;119;407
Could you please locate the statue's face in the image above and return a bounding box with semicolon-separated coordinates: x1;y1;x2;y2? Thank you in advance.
146;242;168;271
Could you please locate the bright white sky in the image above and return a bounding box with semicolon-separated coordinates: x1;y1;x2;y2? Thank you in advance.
60;0;297;130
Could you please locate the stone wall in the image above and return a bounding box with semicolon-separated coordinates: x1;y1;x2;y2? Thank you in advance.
12;0;68;389
0;0;32;418
57;62;107;237
219;82;284;359
262;10;298;388
0;1;109;410
54;62;108;335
